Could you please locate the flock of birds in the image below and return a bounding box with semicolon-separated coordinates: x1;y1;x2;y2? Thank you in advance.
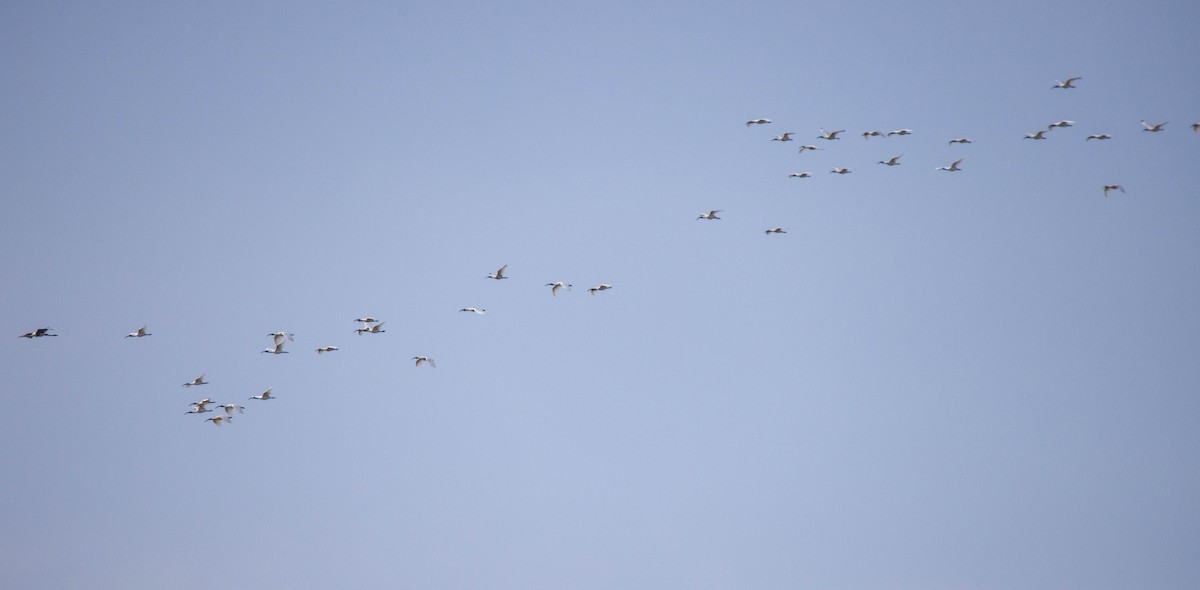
734;77;1198;234
17;264;616;426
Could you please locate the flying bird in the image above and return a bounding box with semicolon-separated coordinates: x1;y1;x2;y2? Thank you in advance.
125;325;151;338
1103;184;1125;197
204;415;230;426
588;284;612;295
261;341;289;354
788;172;812;178
250;388;274;400
268;332;294;346
877;155;902;166
697;210;722;220
1086;133;1111;141
1052;77;1081;89
772;132;795;142
412;356;436;368
316;346;339;354
1141;120;1167;132
186;400;215;414
1024;130;1048;140
948;138;972;145
545;282;572;296
222;404;244;416
745;118;771;127
486;265;509;280
830;167;851;174
886;129;913;137
353;317;378;324
862;130;884;140
355;322;386;335
936;158;964;172
797;145;821;154
1048;120;1074;129
764;227;787;235
817;128;844;140
183;374;208;387
18;327;55;338
459;307;487;314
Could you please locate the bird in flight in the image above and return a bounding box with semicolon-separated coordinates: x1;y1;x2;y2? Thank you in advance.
268;332;294;346
830;167;851;174
486;265;509;280
1048;120;1074;129
877;155;902;166
936;158;964;172
797;145;821;154
460;307;486;314
788;172;812;178
1103;184;1125;197
125;325;151;338
817;128;844;140
545;282;572;296
588;284;613;295
862;130;884;140
186;400;215;414
772;132;795;142
183;373;208;387
948;138;973;145
886;129;913;137
697;210;722;220
222;404;245;416
19;327;56;338
353;316;378;324
1086;133;1111;141
355;322;386;335
1052;77;1081;89
745;118;771;127
250;388;274;400
764;227;787;235
1024;130;1048;140
204;415;230;426
261;341;289;354
1141;120;1167;132
412;356;436;368
316;346;339;354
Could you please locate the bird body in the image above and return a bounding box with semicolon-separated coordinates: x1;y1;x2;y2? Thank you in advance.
125;325;151;338
788;172;812;178
261;342;289;354
948;138;972;145
764;227;786;235
412;356;436;368
817;128;844;140
19;327;55;338
936;158;964;172
183;374;208;387
1141;120;1167;132
862;130;883;140
697;210;722;220
1103;184;1125;197
830;167;851;174
745;118;771;126
250;388;274;400
353;317;378;324
878;155;902;166
1086;134;1111;141
355;322;386;335
545;282;572;296
772;132;795;142
204;415;229;426
797;145;821;154
316;346;339;353
887;129;913;137
1025;130;1048;140
588;284;612;295
1048;120;1074;129
459;307;487;314
1053;77;1081;89
223;404;244;416
486;265;509;280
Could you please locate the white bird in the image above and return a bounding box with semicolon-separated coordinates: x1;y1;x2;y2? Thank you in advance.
877;155;902;166
697;210;722;220
588;284;612;295
186;399;215;414
830;167;851;174
797;145;821;154
18;327;55;338
316;346;339;354
862;130;884;140
261;341;289;354
948;138;973;145
1086;133;1111;141
764;227;786;235
1048;120;1074;129
745;118;771;126
772;132;795;142
204;415;229;426
222;404;244;416
250;388;274;400
936;158;964;172
183;373;208;387
412;356;436;368
817;128;844;140
355;322;386;335
486;264;509;280
1103;184;1125;197
1024;130;1048;140
886;129;913;137
268;332;295;346
545;282;572;296
459;307;487;314
788;172;812;178
1053;77;1081;89
1141;120;1167;132
353;316;378;324
125;325;151;338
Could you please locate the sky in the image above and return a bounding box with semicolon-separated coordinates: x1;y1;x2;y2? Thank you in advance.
2;1;1198;588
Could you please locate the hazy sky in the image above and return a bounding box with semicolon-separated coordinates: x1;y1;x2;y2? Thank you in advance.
2;1;1198;588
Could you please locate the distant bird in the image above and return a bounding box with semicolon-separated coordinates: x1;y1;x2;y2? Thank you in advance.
817;128;844;140
948;138;973;145
222;404;244;416
745;118;771;127
1052;77;1081;89
764;227;787;235
1086;133;1112;141
936;158;964;172
250;388;274;400
797;145;821;154
697;210;722;220
125;325;151;338
459;307;487;314
1141;120;1167;132
886;129;913;136
877;155;902;166
19;327;56;338
186;400;214;414
353;317;378;324
204;415;229;426
268;332;294;346
862;130;884;140
355;322;386;335
183;373;208;387
316;346;339;354
588;284;612;295
486;264;509;280
788;172;812;178
545;282;572;296
1048;120;1074;129
261;341;289;354
412;356;436;368
772;132;795;142
830;167;851;174
1024;130;1048;140
1103;184;1125;197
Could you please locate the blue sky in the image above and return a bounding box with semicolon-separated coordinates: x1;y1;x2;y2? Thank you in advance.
2;1;1198;588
